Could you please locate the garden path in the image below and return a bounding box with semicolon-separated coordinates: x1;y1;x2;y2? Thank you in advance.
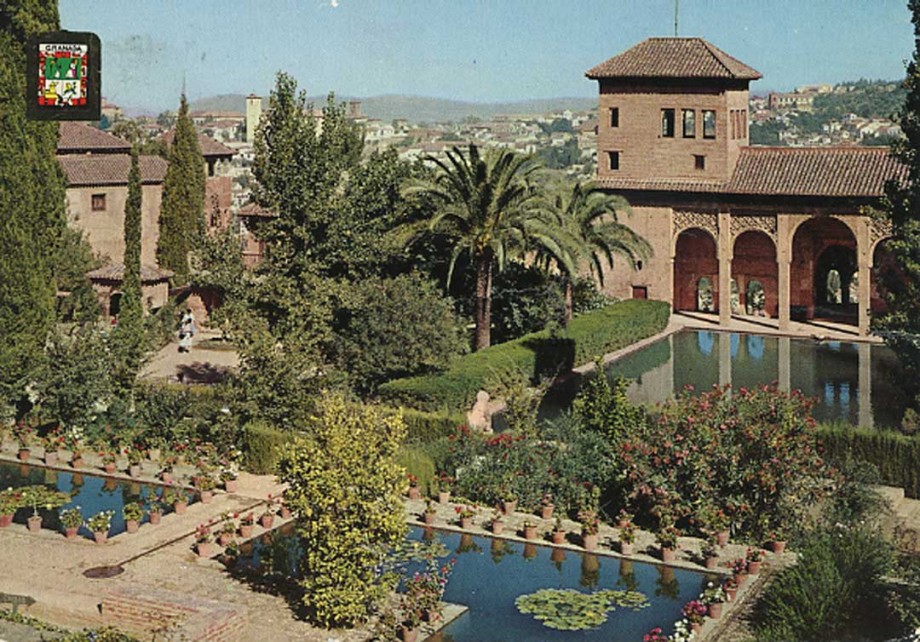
141;328;239;384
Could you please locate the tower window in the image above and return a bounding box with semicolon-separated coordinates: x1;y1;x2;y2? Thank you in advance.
661;109;675;137
694;154;706;170
607;151;620;170
703;110;716;139
682;109;696;138
91;193;106;211
609;107;619;128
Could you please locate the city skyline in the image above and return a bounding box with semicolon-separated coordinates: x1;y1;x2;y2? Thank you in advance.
61;0;914;113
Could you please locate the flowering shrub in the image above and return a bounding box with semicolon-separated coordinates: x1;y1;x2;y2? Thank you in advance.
404;557;455;613
619;384;826;541
682;599;707;624
642;627;670;642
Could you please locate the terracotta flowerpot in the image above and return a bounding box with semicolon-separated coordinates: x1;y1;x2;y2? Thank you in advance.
239;524;254;538
129;464;141;478
149;511;162;525
224;479;238;493
94;531;108;544
438;491;451;504
725;586;738;602
280;506;291;519
103;463;116;474
397;626;418;642
260;514;274;529
540;504;554;520
200;490;213;504
705;555;719;570
407;486;421;500
44;451;58;466
459;516;472;529
71;456;83;469
708;602;723;619
716;530;729;546
17;448;30;462
660;546;676;563
0;513;13;528
770;540;787;554
502;499;518;515
735;571;748;587
620;541;634;556
582;533;598;551
492;520;504;535
218;533;233;546
126;519;139;534
747;560;762;575
552;530;566;544
174;500;188;515
523;525;538;540
422;512;436;526
27;515;42;532
64;526;79;539
197;542;212;558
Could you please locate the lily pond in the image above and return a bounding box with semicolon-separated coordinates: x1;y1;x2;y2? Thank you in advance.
540;329;908;429
0;460;192;538
235;527;709;641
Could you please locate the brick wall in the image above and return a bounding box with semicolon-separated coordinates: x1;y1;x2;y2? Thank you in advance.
103;586;245;642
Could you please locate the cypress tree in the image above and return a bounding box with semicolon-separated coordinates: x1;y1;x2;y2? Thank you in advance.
157;94;205;284
877;0;920;409
0;1;67;417
111;149;144;390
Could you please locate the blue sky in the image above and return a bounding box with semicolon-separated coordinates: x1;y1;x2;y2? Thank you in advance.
60;0;914;113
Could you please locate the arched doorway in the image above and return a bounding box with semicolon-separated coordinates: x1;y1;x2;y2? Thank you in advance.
791;217;857;323
673;228;718;312
732;231;777;317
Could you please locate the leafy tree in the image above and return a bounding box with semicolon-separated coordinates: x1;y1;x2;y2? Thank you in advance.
277;395;407;628
157;94;205;284
54;226;101;323
876;0;920;409
110;150;144;391
542;182;650;323
0;0;66;418
405;144;566;350
329;273;466;394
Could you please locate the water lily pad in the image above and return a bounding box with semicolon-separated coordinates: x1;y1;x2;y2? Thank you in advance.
515;588;649;630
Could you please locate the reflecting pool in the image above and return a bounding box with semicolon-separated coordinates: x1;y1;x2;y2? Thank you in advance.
541;330;907;429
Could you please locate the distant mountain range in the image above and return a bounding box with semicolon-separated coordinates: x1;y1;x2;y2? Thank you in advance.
189;94;597;123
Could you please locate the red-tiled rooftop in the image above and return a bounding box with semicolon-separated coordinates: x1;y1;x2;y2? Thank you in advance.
57;122;131;154
58;154;168;187
238;202;277;218
728;146;906;197
161;130;236;158
586;37;762;81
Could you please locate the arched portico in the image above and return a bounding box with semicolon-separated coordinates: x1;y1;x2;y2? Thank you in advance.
732;231;777;317
673;228;718;312
791;217;857;324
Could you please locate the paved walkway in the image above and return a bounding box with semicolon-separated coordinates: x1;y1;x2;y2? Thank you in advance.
141;329;239;384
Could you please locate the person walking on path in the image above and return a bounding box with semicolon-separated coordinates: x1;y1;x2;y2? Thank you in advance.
178;308;197;353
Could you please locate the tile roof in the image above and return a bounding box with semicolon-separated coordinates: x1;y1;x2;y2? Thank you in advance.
161;129;236;158
58;154;168;187
727;146;906;197
238;202;277;218
586;37;761;81
596;176;728;193
86;263;174;283
57;122;131;153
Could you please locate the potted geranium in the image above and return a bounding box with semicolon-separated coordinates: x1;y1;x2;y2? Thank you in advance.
435;474;454;504
13;421;32;461
769;529;787;554
578;507;600;551
127;446;144;478
502;490;518;516
730;557;748;586
0;488;22;527
422;500;437;526
522;518;538;540
100;450;117;474
702;537;719;570
406;474;421;500
682;599;707;633
490;509;504;535
220;467;239;493
163;487;188;515
238;512;255;538
86;510;114;544
218;514;236;546
655;525;680;563
260;502;275;529
616;508;633;529
551;516;566;544
539;493;555;520
619;520;637;555
197;474;217;504
59;506;83;539
722;576;739;602
123;502;145;534
42;427;64;466
701;582;726;618
194;523;213;557
746;547;765;574
454;505;476;529
147;498;163;525
159;454;176;484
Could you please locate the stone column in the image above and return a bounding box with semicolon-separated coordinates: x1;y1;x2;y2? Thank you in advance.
778;336;791;392
776;215;791;332
857;218;872;337
858;342;873;429
718;212;733;327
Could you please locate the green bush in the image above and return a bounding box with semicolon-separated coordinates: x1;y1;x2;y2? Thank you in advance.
397;444;436;493
400;407;466;443
241;420;297;474
818;424;920;498
378;300;669;412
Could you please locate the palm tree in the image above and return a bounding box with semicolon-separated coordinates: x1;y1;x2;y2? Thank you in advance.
404;144;571;350
541;182;651;323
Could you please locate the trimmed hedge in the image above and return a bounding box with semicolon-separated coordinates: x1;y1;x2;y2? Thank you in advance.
378;299;670;412
397;444;436;494
241;420;298;475
818;423;920;498
400;407;466;443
